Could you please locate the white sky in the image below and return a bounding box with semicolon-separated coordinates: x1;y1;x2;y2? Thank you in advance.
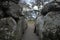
20;0;35;6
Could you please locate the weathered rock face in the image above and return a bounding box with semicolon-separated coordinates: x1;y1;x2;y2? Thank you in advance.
44;11;60;31
38;1;60;40
15;17;24;40
18;17;28;34
41;1;60;16
0;1;22;19
0;17;17;40
0;17;27;40
35;11;60;40
36;16;45;40
7;1;22;19
43;11;60;40
0;1;28;40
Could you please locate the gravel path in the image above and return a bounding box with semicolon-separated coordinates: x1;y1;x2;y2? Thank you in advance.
22;22;39;40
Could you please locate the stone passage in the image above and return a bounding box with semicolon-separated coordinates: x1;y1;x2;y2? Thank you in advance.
22;22;39;40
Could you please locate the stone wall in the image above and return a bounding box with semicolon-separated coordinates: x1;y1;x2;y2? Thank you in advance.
38;11;60;40
0;1;27;40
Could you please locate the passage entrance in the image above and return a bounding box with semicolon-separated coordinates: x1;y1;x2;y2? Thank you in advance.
22;21;39;40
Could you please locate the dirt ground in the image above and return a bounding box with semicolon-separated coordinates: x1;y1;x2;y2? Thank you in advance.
22;21;39;40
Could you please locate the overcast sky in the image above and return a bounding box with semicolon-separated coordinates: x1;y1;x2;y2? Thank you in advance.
20;0;36;5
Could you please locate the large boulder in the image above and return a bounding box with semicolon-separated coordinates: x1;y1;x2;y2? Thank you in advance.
36;16;45;40
20;17;28;34
7;1;22;19
15;17;25;40
0;1;26;40
37;11;60;40
0;1;22;19
41;1;60;16
43;11;60;40
15;17;28;40
0;17;17;40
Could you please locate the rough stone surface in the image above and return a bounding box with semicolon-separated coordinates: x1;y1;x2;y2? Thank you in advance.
7;2;22;18
44;11;60;31
0;1;27;40
0;17;17;40
43;11;60;40
35;11;60;40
